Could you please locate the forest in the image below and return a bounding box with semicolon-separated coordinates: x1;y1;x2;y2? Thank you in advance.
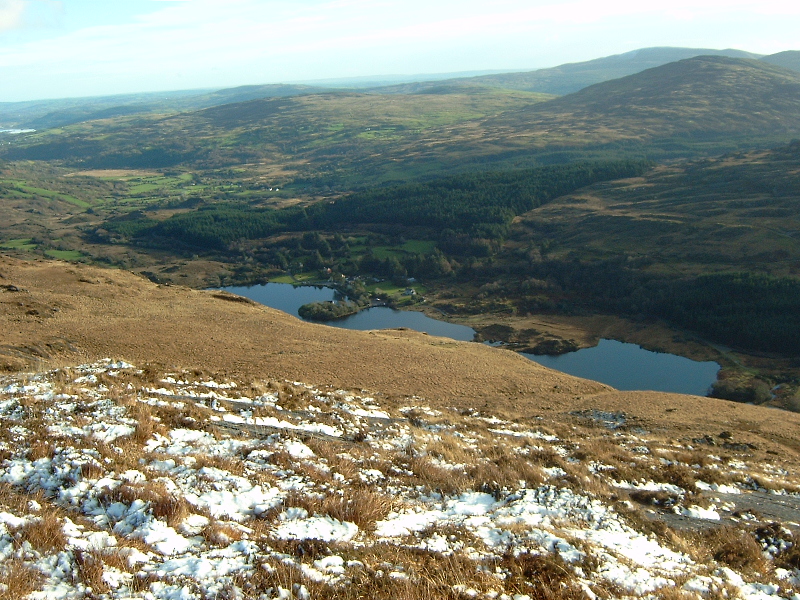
510;260;800;354
100;160;651;251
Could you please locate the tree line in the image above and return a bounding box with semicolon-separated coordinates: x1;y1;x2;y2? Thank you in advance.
101;159;651;252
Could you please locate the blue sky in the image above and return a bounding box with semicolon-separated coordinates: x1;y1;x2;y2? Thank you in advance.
0;0;798;102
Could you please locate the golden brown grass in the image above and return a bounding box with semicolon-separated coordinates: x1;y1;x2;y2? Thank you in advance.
275;383;314;411
426;434;476;466
0;483;69;554
191;452;247;477
406;456;470;495
27;440;56;462
688;526;768;573
0;559;43;600
0;482;40;513
124;400;168;444
500;551;586;600
16;512;68;554
202;520;246;547
100;481;192;528
74;550;112;595
280;488;395;531
318;490;395;530
148;400;212;432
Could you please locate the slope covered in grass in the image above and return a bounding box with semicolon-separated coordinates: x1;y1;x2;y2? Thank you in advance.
2;359;800;599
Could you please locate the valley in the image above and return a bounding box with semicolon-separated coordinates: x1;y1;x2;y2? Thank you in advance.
2;50;800;409
3;42;800;600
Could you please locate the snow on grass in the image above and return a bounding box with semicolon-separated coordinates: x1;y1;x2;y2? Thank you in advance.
0;360;799;599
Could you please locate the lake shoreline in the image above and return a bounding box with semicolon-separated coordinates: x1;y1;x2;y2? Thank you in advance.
221;282;721;396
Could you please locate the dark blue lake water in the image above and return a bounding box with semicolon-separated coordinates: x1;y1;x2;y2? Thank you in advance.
222;283;719;395
221;283;475;340
524;339;719;396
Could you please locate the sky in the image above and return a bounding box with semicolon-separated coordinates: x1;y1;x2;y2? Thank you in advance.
0;0;798;102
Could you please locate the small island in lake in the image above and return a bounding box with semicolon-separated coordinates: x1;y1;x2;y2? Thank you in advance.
297;299;368;321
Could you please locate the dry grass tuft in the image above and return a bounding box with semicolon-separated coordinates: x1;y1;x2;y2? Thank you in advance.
523;446;567;470
0;559;43;600
407;456;469;495
126;401;167;444
319;489;395;530
17;513;68;553
80;460;105;480
276;383;313;411
500;551;585;600
426;435;476;466
343;547;491;600
101;481;192;528
192;453;247;477
266;450;296;471
150;400;212;431
28;440;56;461
468;452;544;494
74;550;111;595
330;456;362;483
654;587;705;600
145;487;192;528
280;488;394;531
139;363;167;384
0;482;42;514
202;520;246;547
691;526;768;573
656;464;698;493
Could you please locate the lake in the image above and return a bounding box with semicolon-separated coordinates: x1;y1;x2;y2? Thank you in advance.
221;283;719;395
222;283;475;340
524;339;719;396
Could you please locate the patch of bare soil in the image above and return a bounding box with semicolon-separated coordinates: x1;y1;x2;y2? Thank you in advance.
2;255;800;462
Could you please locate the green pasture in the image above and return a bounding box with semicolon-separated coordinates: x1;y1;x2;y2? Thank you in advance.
45;249;84;260
0;238;37;251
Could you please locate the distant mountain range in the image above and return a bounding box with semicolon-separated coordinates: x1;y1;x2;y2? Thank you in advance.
1;46;796;131
5;54;800;179
367;47;764;96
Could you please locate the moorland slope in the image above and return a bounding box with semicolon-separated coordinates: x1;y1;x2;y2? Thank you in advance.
2;255;800;452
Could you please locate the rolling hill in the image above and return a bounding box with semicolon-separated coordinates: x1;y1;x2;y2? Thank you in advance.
5;56;800;187
487;56;800;147
761;50;800;73
1;46;780;133
373;47;762;96
0;85;331;131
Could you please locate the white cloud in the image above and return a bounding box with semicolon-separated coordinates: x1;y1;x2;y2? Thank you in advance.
0;0;27;31
0;0;61;31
